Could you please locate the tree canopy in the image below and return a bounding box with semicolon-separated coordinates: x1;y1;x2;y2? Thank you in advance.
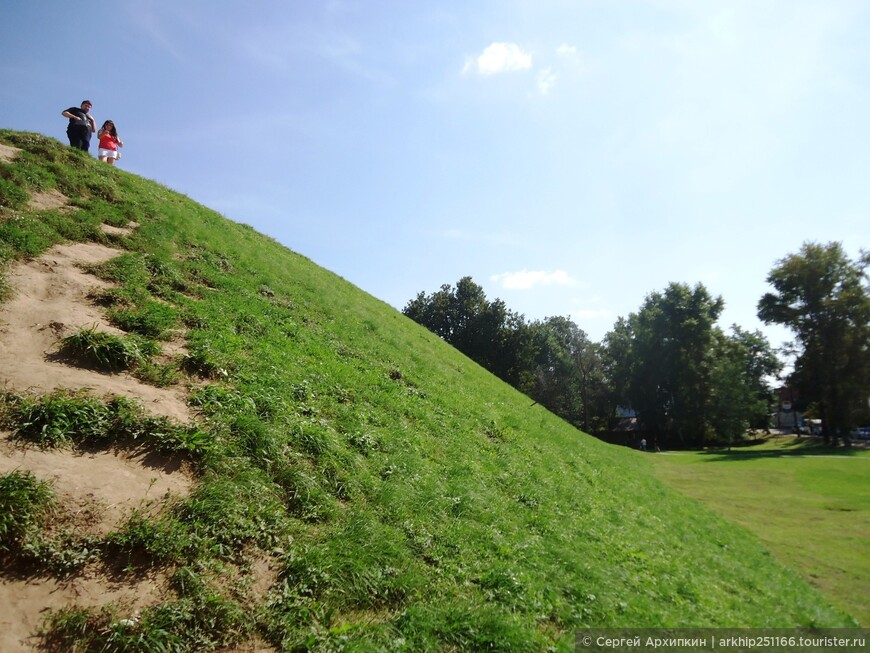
405;276;781;448
608;283;726;447
406;248;868;448
402;277;532;387
758;242;870;442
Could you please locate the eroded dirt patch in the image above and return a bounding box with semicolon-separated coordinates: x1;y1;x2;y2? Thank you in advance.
0;142;19;163
0;432;190;652
0;428;192;652
101;221;140;238
0;237;200;650
0;567;169;653
0;241;192;423
0;432;191;537
27;189;70;212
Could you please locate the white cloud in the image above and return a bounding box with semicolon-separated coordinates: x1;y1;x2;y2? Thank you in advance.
557;43;578;57
464;42;532;75
490;270;577;290
537;67;557;94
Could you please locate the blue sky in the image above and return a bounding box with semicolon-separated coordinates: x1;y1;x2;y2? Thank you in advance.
2;0;867;347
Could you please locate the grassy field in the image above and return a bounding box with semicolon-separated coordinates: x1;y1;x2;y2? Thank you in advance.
0;130;859;650
651;436;870;626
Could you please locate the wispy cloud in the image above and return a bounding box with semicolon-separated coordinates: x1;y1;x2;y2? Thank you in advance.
537;67;557;94
463;42;533;75
126;5;188;63
240;26;395;86
490;270;577;290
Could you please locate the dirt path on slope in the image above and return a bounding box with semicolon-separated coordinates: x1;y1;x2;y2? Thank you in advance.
0;221;197;651
0;170;276;652
0;240;192;423
0;142;19;163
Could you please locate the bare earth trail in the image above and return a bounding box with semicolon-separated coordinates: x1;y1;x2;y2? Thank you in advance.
0;145;275;651
0;238;192;423
0;190;206;650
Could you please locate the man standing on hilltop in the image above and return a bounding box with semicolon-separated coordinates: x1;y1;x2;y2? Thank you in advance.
61;100;96;151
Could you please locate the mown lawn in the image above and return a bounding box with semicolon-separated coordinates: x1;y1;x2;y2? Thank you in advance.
651;436;870;625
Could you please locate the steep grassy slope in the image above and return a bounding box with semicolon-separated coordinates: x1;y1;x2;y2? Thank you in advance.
0;130;857;651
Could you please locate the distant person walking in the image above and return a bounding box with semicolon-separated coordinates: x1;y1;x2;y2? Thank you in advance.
97;120;123;165
61;100;96;151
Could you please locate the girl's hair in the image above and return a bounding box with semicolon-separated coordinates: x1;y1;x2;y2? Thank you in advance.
101;120;118;137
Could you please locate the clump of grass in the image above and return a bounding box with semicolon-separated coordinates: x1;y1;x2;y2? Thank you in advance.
0;175;30;209
271;461;337;522
21;530;102;577
86;251;190;300
87;285;146;309
178;468;291;555
0;470;56;552
1;389;110;447
183;342;231;379
0;390;212;455
281;510;423;611
108;300;178;339
61;326;159;371
105;510;189;570
0;151;56;193
0;213;62;257
0;273;10;303
42;589;253;653
87;251;151;287
134;359;181;387
0;471;99;575
42;604;181;653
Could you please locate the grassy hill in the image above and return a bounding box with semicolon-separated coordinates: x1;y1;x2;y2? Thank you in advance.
0;130;857;651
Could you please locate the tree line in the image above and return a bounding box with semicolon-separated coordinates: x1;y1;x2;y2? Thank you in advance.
403;242;869;448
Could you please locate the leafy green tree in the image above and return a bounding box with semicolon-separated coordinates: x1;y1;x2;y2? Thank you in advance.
576;340;610;434
602;317;634;425
403;284;454;341
403;277;533;387
528;317;584;424
758;242;870;443
526;317;609;432
405;282;612;431
709;326;781;443
615;282;724;447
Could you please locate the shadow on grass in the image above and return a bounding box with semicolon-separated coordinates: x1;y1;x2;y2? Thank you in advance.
690;437;870;462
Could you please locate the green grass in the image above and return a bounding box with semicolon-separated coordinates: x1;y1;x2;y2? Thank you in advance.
0;129;860;650
0;470;56;551
0;469;104;576
0;390;211;455
651;436;870;626
61;325;160;371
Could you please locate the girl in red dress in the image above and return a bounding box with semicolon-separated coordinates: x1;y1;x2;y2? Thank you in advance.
97;120;124;165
